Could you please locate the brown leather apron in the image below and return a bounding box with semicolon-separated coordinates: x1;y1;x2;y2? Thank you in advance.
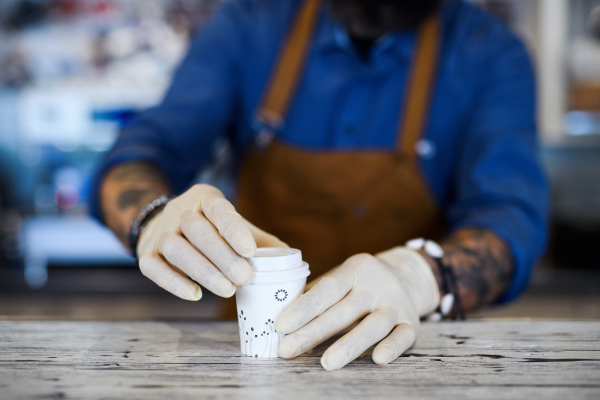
221;0;445;318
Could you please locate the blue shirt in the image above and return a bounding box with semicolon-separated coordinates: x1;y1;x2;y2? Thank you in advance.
90;0;549;302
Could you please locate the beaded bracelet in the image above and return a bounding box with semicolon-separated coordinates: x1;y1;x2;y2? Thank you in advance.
128;195;173;259
406;238;465;321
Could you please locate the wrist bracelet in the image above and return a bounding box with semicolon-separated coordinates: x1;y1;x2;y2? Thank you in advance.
406;238;465;321
129;195;173;259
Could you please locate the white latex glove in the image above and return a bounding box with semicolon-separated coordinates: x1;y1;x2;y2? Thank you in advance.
137;184;287;301
275;247;439;371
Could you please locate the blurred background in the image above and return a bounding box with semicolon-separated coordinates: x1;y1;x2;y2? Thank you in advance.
0;0;599;320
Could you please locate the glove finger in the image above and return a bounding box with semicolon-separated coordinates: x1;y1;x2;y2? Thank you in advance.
275;267;356;334
138;254;202;301
372;322;417;365
278;290;372;359
200;194;257;258
180;210;254;286
321;307;397;371
159;232;236;298
305;265;341;291
243;218;289;248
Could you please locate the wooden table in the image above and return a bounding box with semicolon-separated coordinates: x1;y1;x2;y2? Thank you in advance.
1;320;599;399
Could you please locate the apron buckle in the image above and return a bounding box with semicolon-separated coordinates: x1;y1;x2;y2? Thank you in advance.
255;129;275;149
253;109;285;149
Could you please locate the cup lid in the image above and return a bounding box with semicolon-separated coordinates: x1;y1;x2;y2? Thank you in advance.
248;248;303;272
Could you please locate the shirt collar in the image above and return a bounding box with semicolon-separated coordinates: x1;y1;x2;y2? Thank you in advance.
313;9;415;61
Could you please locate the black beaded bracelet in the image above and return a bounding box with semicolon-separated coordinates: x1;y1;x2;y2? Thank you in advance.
406;238;465;321
128;195;173;259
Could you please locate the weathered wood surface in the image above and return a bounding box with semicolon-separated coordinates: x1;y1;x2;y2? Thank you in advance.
0;320;599;399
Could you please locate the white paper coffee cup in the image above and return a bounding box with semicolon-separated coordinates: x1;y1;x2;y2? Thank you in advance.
235;248;310;358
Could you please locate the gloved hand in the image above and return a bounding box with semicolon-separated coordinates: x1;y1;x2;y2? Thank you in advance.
275;247;439;371
137;184;287;301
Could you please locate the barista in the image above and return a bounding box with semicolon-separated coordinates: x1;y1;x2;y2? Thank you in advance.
91;0;548;370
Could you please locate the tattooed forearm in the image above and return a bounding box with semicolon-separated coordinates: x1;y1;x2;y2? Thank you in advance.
100;162;171;247
420;228;514;311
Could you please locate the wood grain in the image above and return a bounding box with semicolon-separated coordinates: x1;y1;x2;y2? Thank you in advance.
0;320;599;399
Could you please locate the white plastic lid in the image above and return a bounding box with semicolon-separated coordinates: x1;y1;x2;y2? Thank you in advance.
248;248;303;272
247;248;310;284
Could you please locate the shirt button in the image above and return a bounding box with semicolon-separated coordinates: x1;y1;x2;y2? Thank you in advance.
415;139;436;160
343;124;357;137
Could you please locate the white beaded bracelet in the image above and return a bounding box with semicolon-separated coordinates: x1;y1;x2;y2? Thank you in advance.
406;238;463;321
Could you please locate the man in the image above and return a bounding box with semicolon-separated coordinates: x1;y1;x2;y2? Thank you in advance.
90;0;548;370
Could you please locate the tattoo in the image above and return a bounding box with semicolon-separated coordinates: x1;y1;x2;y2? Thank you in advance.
117;188;164;210
100;162;171;248
422;228;514;311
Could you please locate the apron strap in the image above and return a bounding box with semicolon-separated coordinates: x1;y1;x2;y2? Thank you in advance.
398;16;442;161
256;0;322;131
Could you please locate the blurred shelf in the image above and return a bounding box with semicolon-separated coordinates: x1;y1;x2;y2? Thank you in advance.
24;215;133;265
22;215;135;288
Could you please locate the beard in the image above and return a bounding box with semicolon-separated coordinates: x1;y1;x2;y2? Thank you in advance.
327;0;442;40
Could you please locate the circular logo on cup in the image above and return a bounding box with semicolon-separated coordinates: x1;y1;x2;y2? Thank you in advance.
274;289;288;302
